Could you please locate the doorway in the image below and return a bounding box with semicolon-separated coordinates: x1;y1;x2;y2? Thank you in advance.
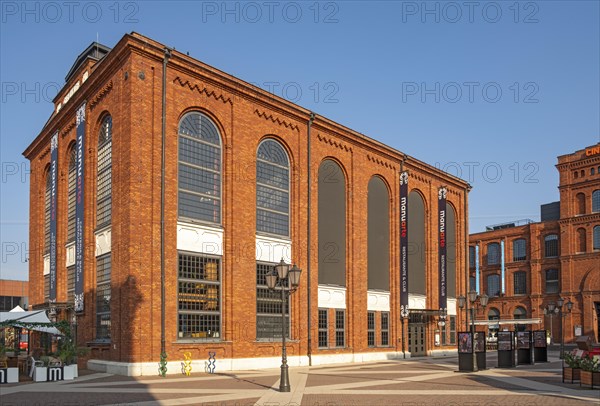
408;313;427;356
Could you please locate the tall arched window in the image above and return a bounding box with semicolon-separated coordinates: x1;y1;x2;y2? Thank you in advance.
513;239;526;261
256;139;289;236
318;160;346;286
544;234;559;258
44;168;52;255
545;269;559;293
408;190;426;295
178;112;222;224
487;242;500;266
67;143;77;242
593;226;600;250
577;228;587;253
576;193;586;215
486;274;500;297
593;190;600;213
446;204;456;298
368;176;390;291
97;115;112;228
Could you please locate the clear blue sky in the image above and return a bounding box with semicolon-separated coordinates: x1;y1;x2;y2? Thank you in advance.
1;1;599;281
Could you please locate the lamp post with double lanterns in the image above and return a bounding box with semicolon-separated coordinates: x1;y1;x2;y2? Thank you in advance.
457;290;489;372
544;302;558;345
554;297;573;359
266;258;302;392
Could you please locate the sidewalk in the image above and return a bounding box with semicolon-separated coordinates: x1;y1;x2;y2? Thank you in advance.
1;351;598;405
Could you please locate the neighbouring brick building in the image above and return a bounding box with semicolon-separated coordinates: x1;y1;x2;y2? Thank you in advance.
469;143;600;344
0;280;29;312
24;33;469;375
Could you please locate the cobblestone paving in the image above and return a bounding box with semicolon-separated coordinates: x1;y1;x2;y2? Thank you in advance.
1;353;598;405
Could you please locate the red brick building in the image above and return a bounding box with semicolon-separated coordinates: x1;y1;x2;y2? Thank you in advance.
469;144;600;344
24;33;469;375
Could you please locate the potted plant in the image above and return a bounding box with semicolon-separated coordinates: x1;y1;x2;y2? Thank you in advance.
57;330;89;380
0;343;19;384
562;352;582;383
579;354;600;389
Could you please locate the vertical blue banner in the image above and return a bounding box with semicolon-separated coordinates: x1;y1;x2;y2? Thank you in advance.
399;171;409;318
438;187;447;314
501;239;505;295
475;244;480;294
74;103;86;312
49;132;58;303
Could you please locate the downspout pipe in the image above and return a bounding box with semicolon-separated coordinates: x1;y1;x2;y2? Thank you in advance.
161;47;172;357
464;184;472;332
307;112;315;366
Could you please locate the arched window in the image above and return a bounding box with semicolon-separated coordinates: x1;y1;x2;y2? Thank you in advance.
514;306;527;331
408;190;426;295
67;144;77;242
486;274;500;297
178;112;222;224
545;269;559;293
97;115;112;228
544;234;559;258
574;171;578;179
577;228;586;253
44;169;52;255
318;160;346;286
593;226;600;250
592;168;596;176
488;308;500;320
513;271;527;295
256;139;289;236
593;190;600;213
576;192;586;215
367;176;389;291
487;242;500;266
513;239;526;261
580;169;585;178
469;276;476;292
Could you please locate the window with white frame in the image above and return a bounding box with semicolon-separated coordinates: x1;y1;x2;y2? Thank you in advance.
256;262;289;339
318;309;328;348
177;253;221;340
335;310;345;347
367;312;375;347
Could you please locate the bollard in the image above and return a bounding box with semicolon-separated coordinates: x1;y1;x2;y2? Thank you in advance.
182;352;192;376
207;351;216;374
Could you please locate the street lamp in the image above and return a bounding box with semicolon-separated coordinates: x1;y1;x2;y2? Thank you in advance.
544;302;557;345
457;290;489;372
400;308;410;359
266;258;302;392
554;297;573;359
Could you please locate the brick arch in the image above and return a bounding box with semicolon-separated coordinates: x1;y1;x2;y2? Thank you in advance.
582;267;600;292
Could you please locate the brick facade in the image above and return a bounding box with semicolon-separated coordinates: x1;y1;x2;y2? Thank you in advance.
24;33;469;374
469;143;600;344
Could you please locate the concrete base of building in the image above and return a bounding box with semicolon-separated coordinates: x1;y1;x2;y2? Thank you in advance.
87;350;412;376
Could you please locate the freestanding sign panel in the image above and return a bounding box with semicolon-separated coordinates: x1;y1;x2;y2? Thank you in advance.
517;331;533;365
458;332;474;371
399;171;409;319
533;330;548;362
497;331;515;368
438;187;447;315
474;331;487;370
74;103;86;313
49;132;58;304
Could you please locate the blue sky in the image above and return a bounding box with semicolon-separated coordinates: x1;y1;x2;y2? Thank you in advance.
1;1;599;281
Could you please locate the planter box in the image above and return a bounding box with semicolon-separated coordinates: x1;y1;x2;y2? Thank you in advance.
580;370;600;389
33;366;47;382
34;366;67;382
63;364;77;380
0;367;19;384
563;367;581;383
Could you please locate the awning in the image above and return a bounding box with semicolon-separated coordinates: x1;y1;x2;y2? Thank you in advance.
473;318;542;326
0;310;64;335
